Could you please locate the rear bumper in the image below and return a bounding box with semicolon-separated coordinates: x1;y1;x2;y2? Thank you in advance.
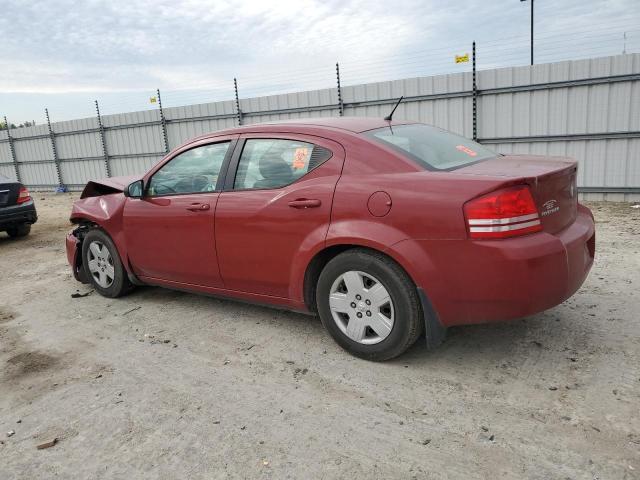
0;201;38;229
393;204;595;327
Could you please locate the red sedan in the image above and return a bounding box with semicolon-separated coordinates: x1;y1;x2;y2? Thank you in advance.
66;118;595;360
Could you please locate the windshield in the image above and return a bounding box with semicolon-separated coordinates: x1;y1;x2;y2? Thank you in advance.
366;124;497;170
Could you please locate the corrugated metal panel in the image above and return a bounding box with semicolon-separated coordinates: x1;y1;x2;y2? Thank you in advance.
627;139;640;188
582;192;640;202
493;136;640;195
104;125;163;156
54;116;96;133
1;53;638;198
10;124;49;139
0;142;11;164
165;100;237;147
19;162;58;185
0;130;13;166
101;109;159;128
13;137;53;162
60;160;106;184
166;118;235;147
0;164;17;180
56;131;102;159
479;55;640;139
109;155;164;177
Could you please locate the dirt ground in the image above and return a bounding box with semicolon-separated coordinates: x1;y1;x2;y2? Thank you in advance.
0;193;639;480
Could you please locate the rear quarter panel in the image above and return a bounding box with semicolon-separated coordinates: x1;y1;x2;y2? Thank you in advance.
327;138;515;247
326;141;528;322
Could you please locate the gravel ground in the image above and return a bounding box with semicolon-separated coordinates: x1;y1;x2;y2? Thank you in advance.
1;193;639;480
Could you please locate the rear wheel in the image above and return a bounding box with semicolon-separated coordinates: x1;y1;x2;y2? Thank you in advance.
6;223;31;238
82;229;132;298
316;249;423;361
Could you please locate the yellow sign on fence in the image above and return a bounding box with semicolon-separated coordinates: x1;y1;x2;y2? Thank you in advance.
455;53;469;64
149;96;157;104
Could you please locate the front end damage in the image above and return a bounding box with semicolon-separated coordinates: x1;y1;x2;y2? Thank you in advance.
66;176;136;284
66;224;92;283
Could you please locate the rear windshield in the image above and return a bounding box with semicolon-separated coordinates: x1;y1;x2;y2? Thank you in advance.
366;124;497;170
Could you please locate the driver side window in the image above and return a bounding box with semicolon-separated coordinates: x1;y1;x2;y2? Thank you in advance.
148;142;230;196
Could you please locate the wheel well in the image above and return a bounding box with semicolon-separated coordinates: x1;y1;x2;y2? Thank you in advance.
303;244;404;312
70;221;99;284
72;222;143;286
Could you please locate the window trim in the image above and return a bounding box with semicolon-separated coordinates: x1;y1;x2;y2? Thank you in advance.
223;137;333;192
144;138;237;198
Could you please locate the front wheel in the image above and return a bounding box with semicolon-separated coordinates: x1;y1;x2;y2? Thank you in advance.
81;229;132;298
316;249;423;361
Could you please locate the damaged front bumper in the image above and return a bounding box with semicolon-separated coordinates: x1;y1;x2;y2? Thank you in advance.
66;227;89;283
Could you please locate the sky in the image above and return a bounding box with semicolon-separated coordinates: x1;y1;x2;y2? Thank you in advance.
1;0;639;124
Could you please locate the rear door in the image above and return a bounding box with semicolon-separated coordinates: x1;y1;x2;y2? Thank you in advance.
215;134;344;297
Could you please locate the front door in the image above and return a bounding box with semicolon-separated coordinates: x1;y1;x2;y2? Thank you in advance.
124;138;235;287
215;134;344;297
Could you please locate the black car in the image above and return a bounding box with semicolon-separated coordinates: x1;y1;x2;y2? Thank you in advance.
0;174;37;238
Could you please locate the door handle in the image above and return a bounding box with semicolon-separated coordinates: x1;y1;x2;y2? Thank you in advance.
288;199;321;209
186;203;210;211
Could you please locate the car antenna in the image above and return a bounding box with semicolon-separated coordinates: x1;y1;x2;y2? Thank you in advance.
384;96;404;121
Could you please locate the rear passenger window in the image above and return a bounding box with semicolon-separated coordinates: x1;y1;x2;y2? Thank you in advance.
233;139;332;190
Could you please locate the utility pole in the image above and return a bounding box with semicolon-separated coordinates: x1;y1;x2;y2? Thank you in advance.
521;0;534;65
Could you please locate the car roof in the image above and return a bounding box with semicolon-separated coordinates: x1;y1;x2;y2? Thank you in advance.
189;117;416;144
238;117;412;133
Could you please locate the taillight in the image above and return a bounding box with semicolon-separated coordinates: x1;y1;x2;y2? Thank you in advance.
17;186;31;204
464;185;542;239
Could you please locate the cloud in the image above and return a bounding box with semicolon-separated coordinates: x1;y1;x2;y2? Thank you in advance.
1;0;438;92
1;0;639;121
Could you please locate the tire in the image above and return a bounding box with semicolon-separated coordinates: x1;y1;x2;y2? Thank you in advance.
316;249;423;361
6;223;31;238
81;228;132;298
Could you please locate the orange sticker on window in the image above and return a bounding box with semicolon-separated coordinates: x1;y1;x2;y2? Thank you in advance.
456;145;477;157
292;148;309;170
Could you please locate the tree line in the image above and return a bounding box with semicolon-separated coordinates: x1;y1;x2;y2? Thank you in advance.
0;120;36;130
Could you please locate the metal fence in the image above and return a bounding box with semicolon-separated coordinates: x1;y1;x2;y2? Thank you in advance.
1;53;639;201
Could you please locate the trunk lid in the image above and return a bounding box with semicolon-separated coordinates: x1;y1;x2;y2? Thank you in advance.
0;180;20;207
457;155;578;234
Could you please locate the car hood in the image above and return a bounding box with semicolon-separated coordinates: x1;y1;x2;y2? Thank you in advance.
80;175;139;199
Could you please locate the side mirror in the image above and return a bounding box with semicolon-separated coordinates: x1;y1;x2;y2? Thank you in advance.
124;180;144;198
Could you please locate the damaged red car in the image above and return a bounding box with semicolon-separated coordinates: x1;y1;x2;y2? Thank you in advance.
66;118;595;360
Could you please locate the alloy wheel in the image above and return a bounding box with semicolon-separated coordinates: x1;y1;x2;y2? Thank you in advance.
87;240;115;288
328;270;395;345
